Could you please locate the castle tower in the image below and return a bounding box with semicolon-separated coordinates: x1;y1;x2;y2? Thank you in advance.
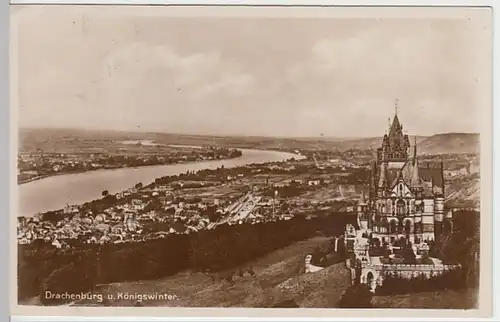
444;209;453;234
369;161;377;199
356;104;447;246
357;193;368;230
434;196;445;240
377;162;387;197
411;150;424;243
420;176;436;242
429;161;444;240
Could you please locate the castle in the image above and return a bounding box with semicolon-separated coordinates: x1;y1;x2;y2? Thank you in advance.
358;106;452;244
344;106;458;292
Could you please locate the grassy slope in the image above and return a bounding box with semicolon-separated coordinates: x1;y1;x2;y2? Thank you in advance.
372;288;478;309
445;174;480;208
22;235;478;309
70;236;351;308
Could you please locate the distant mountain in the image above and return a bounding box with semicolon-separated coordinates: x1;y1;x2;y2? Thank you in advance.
315;133;479;155
416;133;480;155
17;128;479;155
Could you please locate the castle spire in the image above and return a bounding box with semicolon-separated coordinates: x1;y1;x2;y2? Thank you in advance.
395;98;399;116
413;136;418;164
411;157;421;187
441;160;445;195
389;110;401;138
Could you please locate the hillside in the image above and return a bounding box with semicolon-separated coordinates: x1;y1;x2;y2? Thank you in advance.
417;133;480;155
18;128;479;155
49;236;352;308
445;174;480;209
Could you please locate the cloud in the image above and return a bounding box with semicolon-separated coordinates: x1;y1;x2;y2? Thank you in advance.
15;8;488;137
96;43;254;99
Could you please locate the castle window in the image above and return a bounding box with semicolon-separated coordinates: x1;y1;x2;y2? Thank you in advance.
389;220;397;234
405;220;412;236
399;184;403;195
381;218;388;233
396;199;406;216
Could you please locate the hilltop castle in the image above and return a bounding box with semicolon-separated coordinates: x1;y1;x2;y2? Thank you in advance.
344;105;457;292
357;107;452;244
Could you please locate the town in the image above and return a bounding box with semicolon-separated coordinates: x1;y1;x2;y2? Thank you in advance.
17;143;242;184
17;149;478;249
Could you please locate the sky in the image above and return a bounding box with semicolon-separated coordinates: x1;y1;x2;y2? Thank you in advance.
12;6;492;138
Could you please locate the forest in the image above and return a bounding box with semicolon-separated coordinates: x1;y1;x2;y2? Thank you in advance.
19;213;355;305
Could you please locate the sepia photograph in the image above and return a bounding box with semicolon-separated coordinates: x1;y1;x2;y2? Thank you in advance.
10;4;492;315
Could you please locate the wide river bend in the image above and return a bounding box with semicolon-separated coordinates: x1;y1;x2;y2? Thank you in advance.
18;148;302;218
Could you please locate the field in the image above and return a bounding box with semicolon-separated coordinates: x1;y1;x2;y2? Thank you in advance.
64;236;351;307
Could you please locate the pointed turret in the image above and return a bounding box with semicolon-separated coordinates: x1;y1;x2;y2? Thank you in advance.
411;158;421;187
369;161;376;197
441;160;445;196
413;137;417;164
378;162;387;188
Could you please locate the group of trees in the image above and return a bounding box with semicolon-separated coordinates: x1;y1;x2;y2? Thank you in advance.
189;215;349;272
375;269;465;296
338;284;373;308
19;213;356;305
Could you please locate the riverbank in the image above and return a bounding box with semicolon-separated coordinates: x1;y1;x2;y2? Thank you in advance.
18;155;241;186
18;148;303;217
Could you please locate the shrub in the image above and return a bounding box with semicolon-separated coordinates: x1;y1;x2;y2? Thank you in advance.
338;284;373;308
40;262;94;306
375;268;466;296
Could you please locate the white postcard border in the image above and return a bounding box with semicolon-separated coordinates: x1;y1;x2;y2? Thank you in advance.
5;0;499;321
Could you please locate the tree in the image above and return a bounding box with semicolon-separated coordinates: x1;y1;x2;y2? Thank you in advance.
101;190;109;197
402;246;416;264
338;284;373;308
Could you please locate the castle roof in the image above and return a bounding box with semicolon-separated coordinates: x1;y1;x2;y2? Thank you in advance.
411;158;421;187
389;114;401;138
381;161;444;197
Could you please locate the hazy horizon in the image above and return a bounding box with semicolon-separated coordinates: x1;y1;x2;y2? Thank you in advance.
19;125;479;141
13;6;491;138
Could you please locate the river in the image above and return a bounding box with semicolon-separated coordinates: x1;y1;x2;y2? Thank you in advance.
18;148;302;218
